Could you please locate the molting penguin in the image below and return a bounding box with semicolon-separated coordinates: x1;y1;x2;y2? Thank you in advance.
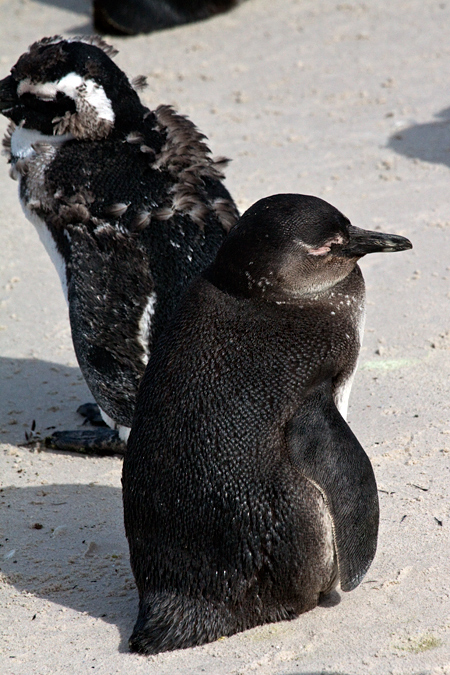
93;0;246;36
0;36;238;451
123;193;412;654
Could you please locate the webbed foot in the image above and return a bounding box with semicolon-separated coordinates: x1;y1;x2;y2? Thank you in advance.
77;402;107;427
44;428;126;456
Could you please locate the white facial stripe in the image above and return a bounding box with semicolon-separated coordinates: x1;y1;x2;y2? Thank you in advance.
17;73;115;123
58;74;115;122
17;80;58;100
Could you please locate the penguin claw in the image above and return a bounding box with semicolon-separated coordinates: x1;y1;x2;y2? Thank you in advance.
44;428;126;456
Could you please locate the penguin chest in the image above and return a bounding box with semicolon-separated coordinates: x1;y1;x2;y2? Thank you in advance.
20;201;69;301
12;139;70;300
328;287;366;420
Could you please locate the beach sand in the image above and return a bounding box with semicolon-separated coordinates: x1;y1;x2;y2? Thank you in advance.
0;1;449;673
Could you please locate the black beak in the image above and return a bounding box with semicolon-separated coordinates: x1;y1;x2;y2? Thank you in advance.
340;225;413;257
0;75;17;115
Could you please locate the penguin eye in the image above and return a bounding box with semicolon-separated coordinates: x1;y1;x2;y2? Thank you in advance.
308;245;332;256
20;91;53;108
307;234;346;256
20;91;75;113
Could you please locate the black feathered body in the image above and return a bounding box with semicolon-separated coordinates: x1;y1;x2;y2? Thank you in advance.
123;265;366;653
1;37;238;431
122;190;413;653
15;108;234;427
94;0;245;35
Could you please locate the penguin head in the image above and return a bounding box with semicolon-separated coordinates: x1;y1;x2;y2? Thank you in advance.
0;36;144;140
207;193;412;301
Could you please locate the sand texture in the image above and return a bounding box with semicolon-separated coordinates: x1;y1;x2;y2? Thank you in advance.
0;0;449;673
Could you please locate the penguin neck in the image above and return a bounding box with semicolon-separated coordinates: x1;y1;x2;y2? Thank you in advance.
273;266;364;306
10;125;75;161
206;263;364;307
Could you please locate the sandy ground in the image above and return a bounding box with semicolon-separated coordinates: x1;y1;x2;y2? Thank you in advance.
0;0;449;673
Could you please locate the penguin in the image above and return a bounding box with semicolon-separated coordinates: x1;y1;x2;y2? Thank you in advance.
122;193;412;654
93;0;246;36
0;36;238;450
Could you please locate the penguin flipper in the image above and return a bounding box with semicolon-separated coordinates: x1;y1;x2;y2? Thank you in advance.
67;223;154;428
286;381;379;591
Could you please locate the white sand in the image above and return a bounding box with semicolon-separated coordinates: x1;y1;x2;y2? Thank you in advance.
0;1;449;673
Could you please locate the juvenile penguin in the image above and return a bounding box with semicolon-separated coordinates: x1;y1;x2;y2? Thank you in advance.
0;36;238;450
123;193;412;654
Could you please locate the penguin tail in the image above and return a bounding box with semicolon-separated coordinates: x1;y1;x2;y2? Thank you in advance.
129;591;236;654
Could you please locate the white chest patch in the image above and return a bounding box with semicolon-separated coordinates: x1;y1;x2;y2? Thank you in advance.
10;126;74;160
21;205;68;301
99;408;131;442
334;373;355;422
334;300;366;421
137;293;157;365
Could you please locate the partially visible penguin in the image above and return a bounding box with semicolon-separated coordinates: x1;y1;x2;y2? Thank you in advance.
93;0;246;36
0;36;238;450
123;193;412;654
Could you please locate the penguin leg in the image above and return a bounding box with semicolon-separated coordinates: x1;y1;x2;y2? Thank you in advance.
285;381;379;592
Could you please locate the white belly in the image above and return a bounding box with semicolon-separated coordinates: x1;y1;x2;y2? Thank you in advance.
99;408;131;442
11;127;73;302
21;203;69;302
334;302;366;420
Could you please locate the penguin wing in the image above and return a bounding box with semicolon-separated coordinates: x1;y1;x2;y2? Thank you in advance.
67;223;154;428
285;381;379;591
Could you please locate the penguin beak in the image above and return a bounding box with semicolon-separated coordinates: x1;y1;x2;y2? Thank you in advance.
0;75;17;114
340;225;412;257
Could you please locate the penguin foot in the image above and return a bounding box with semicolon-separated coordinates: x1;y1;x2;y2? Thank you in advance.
44;428;126;456
93;0;241;36
318;589;341;608
77;402;107;427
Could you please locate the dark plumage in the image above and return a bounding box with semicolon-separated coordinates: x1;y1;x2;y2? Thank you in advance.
123;193;412;654
93;0;245;36
0;36;238;444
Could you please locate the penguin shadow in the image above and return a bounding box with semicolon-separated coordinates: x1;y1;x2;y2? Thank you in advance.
30;0;94;34
32;0;90;16
0;356;92;447
388;106;450;168
0;482;136;653
0;483;345;661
